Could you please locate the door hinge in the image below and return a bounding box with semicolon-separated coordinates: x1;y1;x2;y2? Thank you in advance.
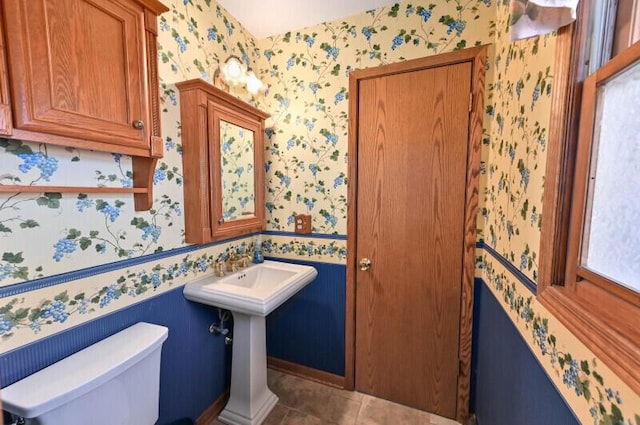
469;93;473;112
458;359;464;376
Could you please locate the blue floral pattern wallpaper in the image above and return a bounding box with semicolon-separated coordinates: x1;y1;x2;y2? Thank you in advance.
0;0;263;347
0;0;638;422
256;1;494;235
220;121;256;220
482;12;553;284
480;1;640;424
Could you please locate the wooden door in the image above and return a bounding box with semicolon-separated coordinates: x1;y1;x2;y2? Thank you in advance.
353;58;476;419
2;0;150;149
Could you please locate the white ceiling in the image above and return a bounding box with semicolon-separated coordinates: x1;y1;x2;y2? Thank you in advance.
217;0;399;39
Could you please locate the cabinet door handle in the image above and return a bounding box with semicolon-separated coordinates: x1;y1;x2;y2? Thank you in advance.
133;120;145;130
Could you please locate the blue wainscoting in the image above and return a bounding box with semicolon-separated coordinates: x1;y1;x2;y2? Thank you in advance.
472;278;580;425
0;286;230;425
266;258;346;376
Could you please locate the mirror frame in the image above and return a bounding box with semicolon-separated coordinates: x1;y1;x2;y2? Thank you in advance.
176;79;270;244
210;104;264;239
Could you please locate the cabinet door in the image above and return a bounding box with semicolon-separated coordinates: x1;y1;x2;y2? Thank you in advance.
3;0;150;150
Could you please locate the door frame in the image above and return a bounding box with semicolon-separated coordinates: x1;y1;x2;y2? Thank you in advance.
345;46;487;422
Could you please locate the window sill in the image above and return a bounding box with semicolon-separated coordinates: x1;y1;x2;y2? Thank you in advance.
538;285;640;395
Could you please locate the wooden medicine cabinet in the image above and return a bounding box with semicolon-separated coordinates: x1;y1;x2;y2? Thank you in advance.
0;0;168;210
176;79;269;244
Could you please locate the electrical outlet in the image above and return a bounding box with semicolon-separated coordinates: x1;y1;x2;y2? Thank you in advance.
294;214;312;234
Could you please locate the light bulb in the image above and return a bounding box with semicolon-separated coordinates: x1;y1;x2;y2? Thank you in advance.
220;56;247;87
246;70;264;95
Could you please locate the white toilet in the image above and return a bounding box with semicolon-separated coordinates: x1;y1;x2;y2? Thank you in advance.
2;322;168;425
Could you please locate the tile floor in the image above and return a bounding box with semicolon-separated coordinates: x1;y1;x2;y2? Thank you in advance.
210;369;461;425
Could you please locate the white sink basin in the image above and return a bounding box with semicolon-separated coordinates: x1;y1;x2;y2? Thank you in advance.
183;260;317;316
184;259;318;425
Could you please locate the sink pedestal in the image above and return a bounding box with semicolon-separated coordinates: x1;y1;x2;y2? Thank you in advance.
219;313;278;425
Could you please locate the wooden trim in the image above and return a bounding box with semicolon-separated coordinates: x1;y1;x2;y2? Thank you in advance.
175;79;270;121
267;357;346;389
0;105;11;136
145;24;163;158
346;46;487;423
538;0;590;292
612;0;640;55
456;45;487;422
344;68;359;392
539;287;640;394
576;267;640;307
209;106;265;240
349;47;488;80
132;156;158;211
133;0;169;15
177;79;269;244
8;128;153;157
195;389;230;425
563;67;597;290
540;37;640;396
177;87;211;244
0;3;13;137
0;185;148;194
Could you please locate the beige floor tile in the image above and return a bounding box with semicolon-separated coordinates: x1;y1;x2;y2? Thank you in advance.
215;370;459;425
316;393;361;425
268;372;362;424
280;409;326;425
268;368;286;387
334;389;365;402
429;414;460;425
264;404;292;425
356;394;431;425
270;372;334;414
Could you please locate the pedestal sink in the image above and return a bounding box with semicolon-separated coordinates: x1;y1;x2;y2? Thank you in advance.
183;260;317;425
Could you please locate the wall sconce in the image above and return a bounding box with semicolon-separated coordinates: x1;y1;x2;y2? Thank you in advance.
216;55;265;96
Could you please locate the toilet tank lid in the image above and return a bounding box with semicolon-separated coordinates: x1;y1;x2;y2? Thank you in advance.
2;322;168;419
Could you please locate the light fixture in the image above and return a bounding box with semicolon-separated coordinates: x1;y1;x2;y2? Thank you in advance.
245;69;265;95
217;55;265;96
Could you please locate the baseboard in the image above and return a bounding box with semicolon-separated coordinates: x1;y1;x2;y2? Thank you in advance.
196;389;230;425
267;356;346;389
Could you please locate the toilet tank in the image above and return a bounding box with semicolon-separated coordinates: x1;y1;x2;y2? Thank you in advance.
2;322;169;425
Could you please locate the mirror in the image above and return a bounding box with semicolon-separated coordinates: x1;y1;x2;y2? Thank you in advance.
220;120;256;222
176;79;269;244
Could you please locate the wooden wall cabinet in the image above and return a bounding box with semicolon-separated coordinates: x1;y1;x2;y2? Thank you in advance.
176;79;269;244
0;0;168;210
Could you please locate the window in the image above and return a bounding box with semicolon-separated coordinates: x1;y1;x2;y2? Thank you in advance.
538;0;640;395
568;52;640;294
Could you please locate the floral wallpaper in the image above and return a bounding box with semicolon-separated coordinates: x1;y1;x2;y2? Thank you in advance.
0;0;259;288
262;235;347;265
220;121;256;220
256;0;495;235
478;252;640;425
482;3;553;283
479;1;640;423
0;0;263;349
0;237;254;352
0;0;638;422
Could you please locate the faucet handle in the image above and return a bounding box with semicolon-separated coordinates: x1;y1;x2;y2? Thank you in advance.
226;255;238;272
214;259;225;277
